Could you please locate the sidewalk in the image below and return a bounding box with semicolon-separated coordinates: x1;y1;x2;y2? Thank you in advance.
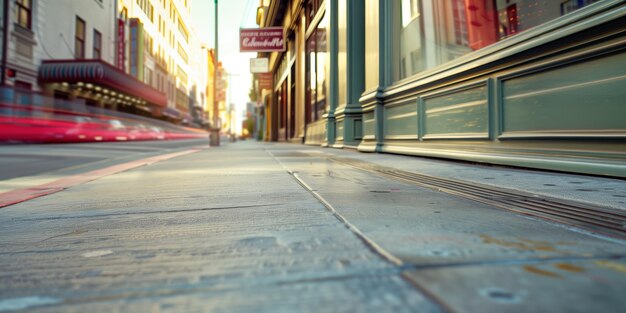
0;141;624;312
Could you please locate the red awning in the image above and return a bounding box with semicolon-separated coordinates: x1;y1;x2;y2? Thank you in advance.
39;60;167;108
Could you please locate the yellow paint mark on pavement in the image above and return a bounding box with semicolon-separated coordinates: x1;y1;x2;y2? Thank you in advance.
523;265;561;278
41;229;88;242
480;235;558;252
595;261;626;274
554;263;585;273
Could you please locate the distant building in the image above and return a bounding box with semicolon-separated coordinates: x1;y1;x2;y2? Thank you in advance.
117;0;208;125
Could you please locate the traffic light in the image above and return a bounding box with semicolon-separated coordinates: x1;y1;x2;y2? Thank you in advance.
6;68;16;78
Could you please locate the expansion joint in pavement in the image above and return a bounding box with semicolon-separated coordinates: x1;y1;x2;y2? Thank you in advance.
266;149;459;313
14;203;282;222
291;172;459;313
407;254;626;271
327;156;626;240
266;149;403;266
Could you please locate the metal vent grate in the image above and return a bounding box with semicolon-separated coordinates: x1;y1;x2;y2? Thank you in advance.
331;157;626;239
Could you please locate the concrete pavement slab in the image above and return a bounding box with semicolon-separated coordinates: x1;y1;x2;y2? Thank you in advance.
0;143;440;312
271;149;625;262
0;139;209;193
266;143;626;312
2;140;624;312
285;144;626;211
403;258;626;313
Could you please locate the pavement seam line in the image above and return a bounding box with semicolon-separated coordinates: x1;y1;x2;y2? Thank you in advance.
290;171;458;313
328;156;626;242
290;172;404;266
266;149;458;313
38;269;411;308
0;149;200;208
16;203;282;221
408;255;626;270
265;150;403;265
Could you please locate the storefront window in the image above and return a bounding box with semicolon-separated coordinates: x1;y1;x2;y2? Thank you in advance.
306;34;316;123
316;13;328;117
306;12;329;123
337;0;347;106
396;0;604;81
364;0;379;90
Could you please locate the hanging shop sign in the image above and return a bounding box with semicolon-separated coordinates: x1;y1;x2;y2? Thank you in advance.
240;27;285;52
256;73;273;90
129;18;145;80
216;89;226;102
117;18;125;71
249;58;269;73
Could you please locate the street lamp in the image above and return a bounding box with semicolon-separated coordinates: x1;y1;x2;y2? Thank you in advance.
210;0;220;146
223;73;239;141
1;0;10;86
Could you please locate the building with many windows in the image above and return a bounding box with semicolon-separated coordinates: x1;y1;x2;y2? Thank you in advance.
117;0;208;125
257;0;626;177
0;0;167;119
0;0;209;126
1;0;117;90
254;0;325;142
1;0;39;90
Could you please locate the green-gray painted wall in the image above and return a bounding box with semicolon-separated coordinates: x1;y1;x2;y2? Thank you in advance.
307;0;626;177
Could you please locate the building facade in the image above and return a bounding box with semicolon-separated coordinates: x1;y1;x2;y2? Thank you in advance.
255;0;327;143
117;0;208;125
1;0;117;90
0;0;169;116
0;0;209;126
258;0;626;177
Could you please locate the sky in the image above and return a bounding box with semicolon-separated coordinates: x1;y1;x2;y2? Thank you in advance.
191;0;259;134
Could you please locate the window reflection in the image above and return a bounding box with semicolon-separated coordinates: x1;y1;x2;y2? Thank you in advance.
397;0;604;81
306;12;328;123
306;32;317;123
316;14;328;117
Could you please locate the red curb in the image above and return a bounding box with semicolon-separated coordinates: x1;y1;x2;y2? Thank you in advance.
0;149;200;208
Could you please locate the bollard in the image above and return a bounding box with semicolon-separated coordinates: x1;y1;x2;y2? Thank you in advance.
209;128;220;146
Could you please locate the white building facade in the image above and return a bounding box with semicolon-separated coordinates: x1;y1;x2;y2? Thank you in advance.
1;0;208;125
1;0;116;90
118;0;208;124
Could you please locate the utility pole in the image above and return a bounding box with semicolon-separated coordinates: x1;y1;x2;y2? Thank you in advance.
224;73;239;141
1;0;11;86
210;0;220;146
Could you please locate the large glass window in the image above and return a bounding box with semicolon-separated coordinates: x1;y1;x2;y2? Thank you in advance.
75;17;86;59
16;0;32;30
396;0;604;81
337;0;347;106
306;13;329;123
364;0;379;90
316;14;328;116
306;35;316;123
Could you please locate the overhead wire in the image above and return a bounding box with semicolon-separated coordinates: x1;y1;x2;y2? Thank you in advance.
240;0;256;28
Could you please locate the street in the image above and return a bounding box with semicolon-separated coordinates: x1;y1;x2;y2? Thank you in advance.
0;140;625;312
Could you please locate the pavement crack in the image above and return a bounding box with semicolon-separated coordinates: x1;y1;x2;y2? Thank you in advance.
19;204;281;221
272;267;405;286
47;268;406;308
405;254;626;271
40;229;88;242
